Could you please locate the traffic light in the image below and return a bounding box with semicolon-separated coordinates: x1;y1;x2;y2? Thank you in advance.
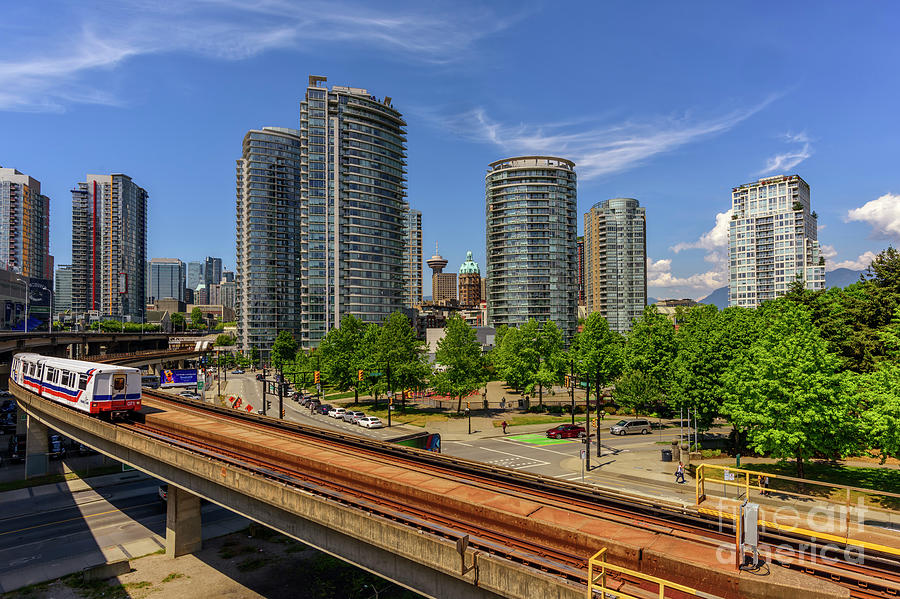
389;396;393;406
265;400;272;411
564;375;570;388
314;370;320;384
358;369;364;381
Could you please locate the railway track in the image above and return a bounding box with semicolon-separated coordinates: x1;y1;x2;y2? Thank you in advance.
135;389;900;598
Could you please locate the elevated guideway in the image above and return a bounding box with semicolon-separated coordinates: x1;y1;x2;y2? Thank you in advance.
9;381;854;599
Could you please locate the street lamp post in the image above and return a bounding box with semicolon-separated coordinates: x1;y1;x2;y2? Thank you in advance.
386;362;392;428
585;378;591;471
569;359;576;425
466;401;472;435
596;369;602;459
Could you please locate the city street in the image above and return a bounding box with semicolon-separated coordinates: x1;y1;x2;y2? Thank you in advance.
0;474;247;593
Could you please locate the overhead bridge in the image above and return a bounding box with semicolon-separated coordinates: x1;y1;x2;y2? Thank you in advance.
9;383;860;599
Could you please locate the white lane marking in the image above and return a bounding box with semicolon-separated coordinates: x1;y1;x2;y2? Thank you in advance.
446;441;472;446
495;438;581;458
479;446;542;460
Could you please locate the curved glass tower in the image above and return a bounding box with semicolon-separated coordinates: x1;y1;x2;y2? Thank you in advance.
300;77;408;347
485;156;577;340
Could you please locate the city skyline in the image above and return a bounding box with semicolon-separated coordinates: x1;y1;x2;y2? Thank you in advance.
2;2;900;301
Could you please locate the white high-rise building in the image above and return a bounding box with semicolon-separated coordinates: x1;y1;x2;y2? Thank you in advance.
728;174;825;307
404;208;423;307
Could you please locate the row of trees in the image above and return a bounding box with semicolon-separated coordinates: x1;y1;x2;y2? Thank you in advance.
488;247;900;476
269;313;431;405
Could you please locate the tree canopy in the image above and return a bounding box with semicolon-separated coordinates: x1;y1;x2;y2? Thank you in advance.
433;314;486;412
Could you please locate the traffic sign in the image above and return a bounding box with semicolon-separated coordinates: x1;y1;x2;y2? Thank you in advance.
580;449;586;460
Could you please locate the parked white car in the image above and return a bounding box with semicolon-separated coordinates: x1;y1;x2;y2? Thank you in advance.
357;416;383;429
343;410;365;423
328;407;347;419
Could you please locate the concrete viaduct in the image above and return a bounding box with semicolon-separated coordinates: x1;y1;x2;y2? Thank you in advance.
12;386;585;599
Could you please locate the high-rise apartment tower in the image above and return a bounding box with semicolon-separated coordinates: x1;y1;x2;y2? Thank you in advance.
0;167;51;279
728;175;825;307
404;209;423;307
71;174;147;321
236;76;409;354
584;198;647;333
298;76;408;346
485;156;577;339
236;127;303;354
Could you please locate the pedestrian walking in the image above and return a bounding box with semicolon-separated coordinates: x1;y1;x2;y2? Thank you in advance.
762;475;770;496
501;420;508;434
675;461;686;484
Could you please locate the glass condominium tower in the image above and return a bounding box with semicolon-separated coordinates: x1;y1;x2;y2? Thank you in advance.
485;156;577;340
237;77;408;354
728;174;825;307
236;127;303;356
584;198;647;333
299;76;408;347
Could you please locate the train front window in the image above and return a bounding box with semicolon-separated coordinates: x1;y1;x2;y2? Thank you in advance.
113;375;126;391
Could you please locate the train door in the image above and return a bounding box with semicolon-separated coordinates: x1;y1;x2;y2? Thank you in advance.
112;373;127;402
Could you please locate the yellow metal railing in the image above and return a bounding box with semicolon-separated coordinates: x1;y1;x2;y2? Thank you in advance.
695;463;900;556
586;548;720;599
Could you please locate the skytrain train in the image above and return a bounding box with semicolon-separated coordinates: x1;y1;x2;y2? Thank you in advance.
10;353;142;419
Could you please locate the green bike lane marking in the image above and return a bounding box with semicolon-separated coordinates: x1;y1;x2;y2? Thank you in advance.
506;433;578;446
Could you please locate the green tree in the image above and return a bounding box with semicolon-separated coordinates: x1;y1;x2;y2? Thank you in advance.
171;312;185;331
249;347;260;369
532;320;566;406
669;305;757;431
622;305;677;411
494;325;532;392
271;330;298;371
318;315;366;402
190;307;203;329
613;369;660;416
373;312;429;403
215;334;235;347
432;315;486;412
571;312;624;405
721;300;853;477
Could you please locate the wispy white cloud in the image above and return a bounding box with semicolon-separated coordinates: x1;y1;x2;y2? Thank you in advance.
671;210;732;253
438;98;776;180
829;251;878;271
846;193;900;238
0;1;516;111
646;257;727;299
759;131;812;174
819;244;838;261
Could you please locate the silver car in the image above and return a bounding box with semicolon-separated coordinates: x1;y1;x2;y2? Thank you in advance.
342;410;365;423
609;419;651;435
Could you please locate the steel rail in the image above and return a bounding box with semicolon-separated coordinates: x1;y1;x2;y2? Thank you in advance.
140;391;900;598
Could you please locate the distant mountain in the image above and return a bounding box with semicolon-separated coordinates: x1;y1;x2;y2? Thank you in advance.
698;286;728;309
695;269;864;310
647;297;659;306
826;268;864;289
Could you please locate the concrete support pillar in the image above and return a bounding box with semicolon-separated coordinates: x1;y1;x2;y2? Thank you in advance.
25;415;49;478
165;485;202;557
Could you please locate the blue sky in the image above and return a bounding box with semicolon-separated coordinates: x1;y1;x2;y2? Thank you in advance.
3;1;900;299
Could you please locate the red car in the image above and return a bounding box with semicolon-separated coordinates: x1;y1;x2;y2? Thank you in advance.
545;424;586;439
